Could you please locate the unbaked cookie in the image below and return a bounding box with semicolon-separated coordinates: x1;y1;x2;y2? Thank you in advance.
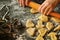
48;32;57;40
30;8;38;14
54;25;60;31
26;28;36;36
38;14;48;22
46;22;54;31
38;28;47;37
26;19;34;28
36;34;44;40
36;20;44;29
51;17;60;23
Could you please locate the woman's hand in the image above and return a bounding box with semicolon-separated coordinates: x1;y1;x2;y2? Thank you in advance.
18;0;31;7
38;0;59;15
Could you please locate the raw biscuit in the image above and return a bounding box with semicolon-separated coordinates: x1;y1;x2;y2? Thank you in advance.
38;14;48;22
36;20;44;29
54;25;60;31
38;28;47;37
48;32;57;40
30;8;38;14
46;22;54;31
26;19;34;28
51;17;60;23
26;28;36;36
36;34;44;40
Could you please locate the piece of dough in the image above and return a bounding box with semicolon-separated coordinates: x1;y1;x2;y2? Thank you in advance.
46;22;54;31
54;25;60;31
26;19;34;28
36;34;44;40
38;28;47;37
37;20;43;25
38;14;48;22
51;17;60;23
48;32;57;40
26;28;36;36
36;25;44;29
30;8;38;14
36;20;44;29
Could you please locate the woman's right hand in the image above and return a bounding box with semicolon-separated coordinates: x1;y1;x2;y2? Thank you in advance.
38;0;59;15
18;0;31;7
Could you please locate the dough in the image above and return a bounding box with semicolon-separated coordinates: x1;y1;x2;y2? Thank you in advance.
51;17;60;23
38;14;48;22
26;28;36;36
36;20;44;29
48;32;57;40
36;25;44;29
38;28;47;37
37;20;43;25
26;19;34;28
36;34;44;40
30;8;38;14
54;25;60;31
48;32;57;36
46;22;54;31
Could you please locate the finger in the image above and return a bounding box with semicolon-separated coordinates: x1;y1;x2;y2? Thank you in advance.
18;0;22;6
18;0;20;4
47;8;52;15
41;3;49;14
38;2;45;12
44;5;51;15
25;0;29;6
21;0;25;7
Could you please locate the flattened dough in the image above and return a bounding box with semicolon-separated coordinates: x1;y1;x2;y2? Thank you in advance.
26;28;36;36
51;17;60;23
38;14;48;22
54;25;60;31
30;8;38;14
38;28;47;37
36;34;44;40
36;20;44;29
26;19;34;28
46;22;54;31
48;32;57;40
